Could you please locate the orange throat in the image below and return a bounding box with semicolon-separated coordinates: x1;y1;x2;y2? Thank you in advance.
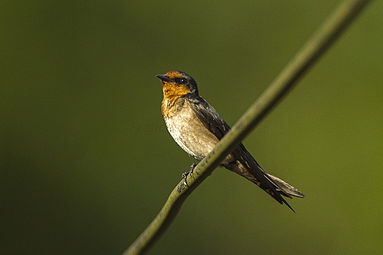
161;82;191;118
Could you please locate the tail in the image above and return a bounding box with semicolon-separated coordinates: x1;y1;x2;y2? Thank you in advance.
224;159;304;212
265;173;305;198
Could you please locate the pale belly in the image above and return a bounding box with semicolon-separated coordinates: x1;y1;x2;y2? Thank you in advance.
164;105;219;160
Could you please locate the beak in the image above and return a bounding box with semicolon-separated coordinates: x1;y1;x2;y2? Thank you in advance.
156;74;171;82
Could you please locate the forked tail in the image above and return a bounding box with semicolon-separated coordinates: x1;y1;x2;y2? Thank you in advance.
265;173;305;198
224;159;304;212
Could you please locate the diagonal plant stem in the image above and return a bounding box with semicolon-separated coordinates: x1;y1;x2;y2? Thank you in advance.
124;0;371;254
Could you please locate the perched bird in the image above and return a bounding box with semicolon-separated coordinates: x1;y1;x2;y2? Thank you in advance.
156;70;304;211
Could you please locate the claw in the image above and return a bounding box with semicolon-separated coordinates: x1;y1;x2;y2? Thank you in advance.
181;172;189;187
179;163;198;190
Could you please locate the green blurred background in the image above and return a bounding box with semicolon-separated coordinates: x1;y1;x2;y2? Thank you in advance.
1;0;382;254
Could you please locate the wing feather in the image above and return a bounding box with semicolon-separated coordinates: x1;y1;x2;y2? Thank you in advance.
186;95;231;140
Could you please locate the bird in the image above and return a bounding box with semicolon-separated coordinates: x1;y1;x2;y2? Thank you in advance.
156;70;304;211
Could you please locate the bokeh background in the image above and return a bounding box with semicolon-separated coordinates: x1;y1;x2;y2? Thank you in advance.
1;0;382;254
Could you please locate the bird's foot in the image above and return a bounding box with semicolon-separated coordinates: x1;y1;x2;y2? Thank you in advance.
178;163;198;192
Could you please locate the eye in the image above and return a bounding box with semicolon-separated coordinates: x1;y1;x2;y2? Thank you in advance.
175;78;187;84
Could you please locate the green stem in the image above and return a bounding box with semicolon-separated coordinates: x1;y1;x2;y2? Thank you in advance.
124;0;371;254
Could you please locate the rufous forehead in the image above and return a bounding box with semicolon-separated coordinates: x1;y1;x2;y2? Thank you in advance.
164;71;183;79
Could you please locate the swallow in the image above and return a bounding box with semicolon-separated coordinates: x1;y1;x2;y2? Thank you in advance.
156;70;304;211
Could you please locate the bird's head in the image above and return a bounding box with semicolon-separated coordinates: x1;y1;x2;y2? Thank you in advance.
156;71;198;99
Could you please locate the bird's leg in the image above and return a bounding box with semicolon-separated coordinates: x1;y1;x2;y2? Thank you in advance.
179;162;198;189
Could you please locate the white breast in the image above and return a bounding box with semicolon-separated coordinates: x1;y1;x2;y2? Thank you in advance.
164;101;219;160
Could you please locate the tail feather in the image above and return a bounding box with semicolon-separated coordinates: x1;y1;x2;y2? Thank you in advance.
265;173;305;198
224;159;304;212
